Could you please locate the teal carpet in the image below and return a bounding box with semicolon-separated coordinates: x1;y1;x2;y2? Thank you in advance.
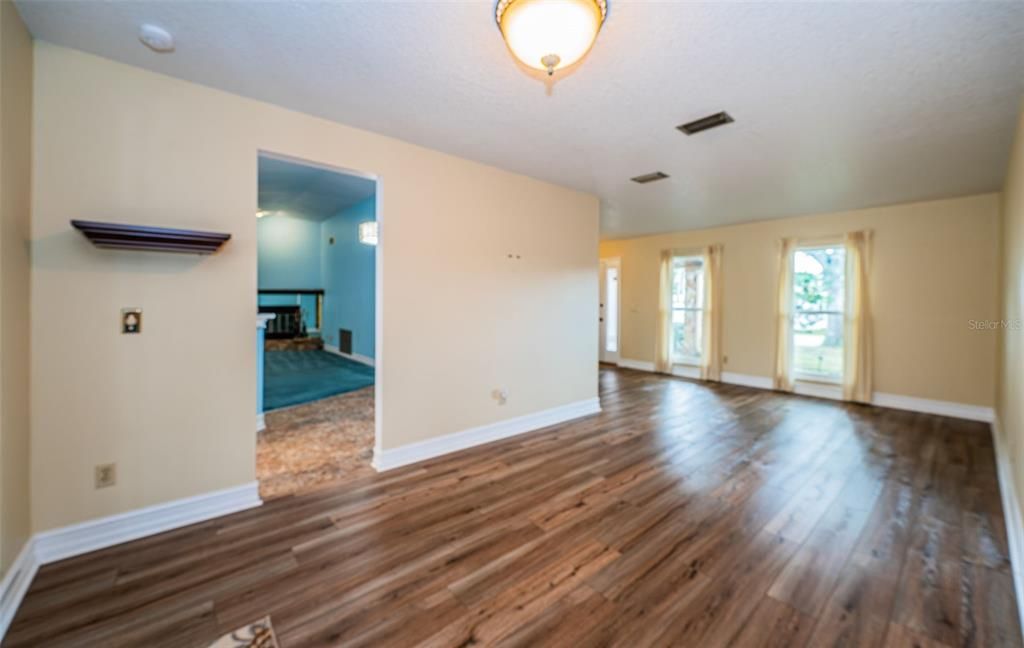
264;350;375;411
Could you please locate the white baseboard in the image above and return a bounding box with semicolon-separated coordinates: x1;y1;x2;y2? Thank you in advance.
992;417;1024;641
794;381;844;401
671;364;701;379
616;358;655;372
0;481;261;643
33;481;262;565
323;344;375;367
0;538;39;641
872;392;994;422
721;372;774;390
722;372;844;402
257;413;266;432
617;358;701;379
619;361;993;422
372;397;601;472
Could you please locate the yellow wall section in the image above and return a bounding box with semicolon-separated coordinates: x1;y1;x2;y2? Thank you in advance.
600;193;1000;406
31;43;599;532
999;103;1024;524
0;1;33;575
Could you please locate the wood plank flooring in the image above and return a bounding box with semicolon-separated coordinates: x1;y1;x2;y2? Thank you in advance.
8;367;1022;647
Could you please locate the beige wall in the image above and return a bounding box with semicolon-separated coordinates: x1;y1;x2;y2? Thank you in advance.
31;43;598;532
601;193;1001;406
0;1;32;574
998;103;1024;522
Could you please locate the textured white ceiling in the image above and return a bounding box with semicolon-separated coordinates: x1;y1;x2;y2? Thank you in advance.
16;1;1024;238
258;155;376;220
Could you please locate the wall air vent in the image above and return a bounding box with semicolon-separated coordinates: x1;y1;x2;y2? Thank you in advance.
677;111;734;135
630;171;670;184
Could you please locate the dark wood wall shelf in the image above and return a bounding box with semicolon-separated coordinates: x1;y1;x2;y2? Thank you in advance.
71;220;231;254
257;289;325;296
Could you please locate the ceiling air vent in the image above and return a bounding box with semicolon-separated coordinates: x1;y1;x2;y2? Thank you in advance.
631;171;669;184
677;111;734;135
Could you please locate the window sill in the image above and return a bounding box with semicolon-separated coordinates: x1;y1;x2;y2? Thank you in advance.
793;373;841;386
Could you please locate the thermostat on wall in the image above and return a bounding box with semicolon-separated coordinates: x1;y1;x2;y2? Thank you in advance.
121;308;142;334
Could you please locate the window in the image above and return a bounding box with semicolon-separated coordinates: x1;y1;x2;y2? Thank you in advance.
671;256;704;364
358;221;378;246
792;246;845;382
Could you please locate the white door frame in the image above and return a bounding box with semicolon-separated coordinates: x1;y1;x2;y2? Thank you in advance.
257;150;383;458
599;257;621;364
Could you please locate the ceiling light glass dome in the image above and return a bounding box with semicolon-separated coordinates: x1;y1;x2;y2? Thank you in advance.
496;0;607;76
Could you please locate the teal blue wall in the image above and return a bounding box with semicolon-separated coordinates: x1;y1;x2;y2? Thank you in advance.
257;203;375;351
257;214;322;288
258;214;322;331
322;197;376;358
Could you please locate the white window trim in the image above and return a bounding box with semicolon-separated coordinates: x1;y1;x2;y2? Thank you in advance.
670;307;703;366
674;358;701;368
791;243;845;385
792;308;844;384
793;370;842;386
671;255;705;366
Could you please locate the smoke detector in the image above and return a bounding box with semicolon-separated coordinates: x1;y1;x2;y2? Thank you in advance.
139;24;175;53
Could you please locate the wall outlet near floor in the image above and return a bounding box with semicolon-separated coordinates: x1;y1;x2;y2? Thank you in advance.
492;389;508;405
95;463;117;489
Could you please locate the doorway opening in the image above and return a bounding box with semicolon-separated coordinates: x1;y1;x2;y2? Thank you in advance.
255;152;380;499
599;258;620;364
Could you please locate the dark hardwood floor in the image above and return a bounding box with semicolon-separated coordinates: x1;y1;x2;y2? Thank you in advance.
8;367;1021;647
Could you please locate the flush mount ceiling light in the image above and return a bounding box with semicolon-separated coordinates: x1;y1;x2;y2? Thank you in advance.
496;0;607;76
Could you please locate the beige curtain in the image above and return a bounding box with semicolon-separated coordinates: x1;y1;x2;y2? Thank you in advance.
701;244;723;381
772;238;797;391
843;231;873;403
655;250;674;373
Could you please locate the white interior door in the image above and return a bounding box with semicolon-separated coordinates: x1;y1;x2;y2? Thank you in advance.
599;259;620;363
